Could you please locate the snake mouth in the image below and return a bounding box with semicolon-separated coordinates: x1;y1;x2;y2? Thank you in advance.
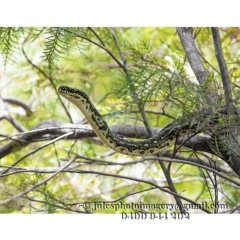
58;86;88;99
58;86;73;94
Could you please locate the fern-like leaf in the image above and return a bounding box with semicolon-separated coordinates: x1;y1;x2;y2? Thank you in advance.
0;27;22;66
42;28;67;62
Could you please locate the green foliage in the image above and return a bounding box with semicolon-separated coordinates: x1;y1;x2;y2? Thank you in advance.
42;28;75;62
0;27;240;213
0;27;23;65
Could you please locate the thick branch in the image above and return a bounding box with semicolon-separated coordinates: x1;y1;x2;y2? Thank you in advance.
177;27;209;84
1;106;239;175
211;28;234;113
211;28;240;176
0;119;224;159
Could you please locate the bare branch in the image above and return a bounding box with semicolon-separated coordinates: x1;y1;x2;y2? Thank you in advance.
211;28;234;113
0;156;77;207
0;131;74;175
0;120;216;159
1;155;237;186
61;28;124;69
88;27;106;47
211;28;240;176
3;166;211;212
177;27;209;84
0;115;27;132
1;112;239;176
2;97;32;116
110;27;187;211
22;39;74;124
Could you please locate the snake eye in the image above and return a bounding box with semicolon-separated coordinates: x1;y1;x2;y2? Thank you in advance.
59;86;68;92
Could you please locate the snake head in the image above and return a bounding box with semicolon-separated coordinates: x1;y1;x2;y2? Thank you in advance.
58;86;88;100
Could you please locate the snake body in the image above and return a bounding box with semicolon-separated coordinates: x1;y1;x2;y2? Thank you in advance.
58;86;190;156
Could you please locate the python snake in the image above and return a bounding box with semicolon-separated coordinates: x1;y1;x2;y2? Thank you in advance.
58;86;195;156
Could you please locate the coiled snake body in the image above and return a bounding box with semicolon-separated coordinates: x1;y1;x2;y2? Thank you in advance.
58;86;192;156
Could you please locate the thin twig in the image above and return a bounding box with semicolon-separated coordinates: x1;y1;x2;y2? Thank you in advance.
0;115;27;132
25;196;87;213
0;156;77;207
88;27;106;47
2;97;32;115
1;155;239;187
109;27;185;212
0;131;74;175
61;28;124;69
22;37;74;123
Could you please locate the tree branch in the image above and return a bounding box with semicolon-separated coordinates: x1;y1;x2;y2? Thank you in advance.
110;27;186;211
1;115;238;174
211;28;234;112
211;28;240;176
0;115;27;132
177;27;209;84
2;97;32;116
0;131;74;175
22;39;74;124
1;155;236;184
0;120;213;159
0;156;77;207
